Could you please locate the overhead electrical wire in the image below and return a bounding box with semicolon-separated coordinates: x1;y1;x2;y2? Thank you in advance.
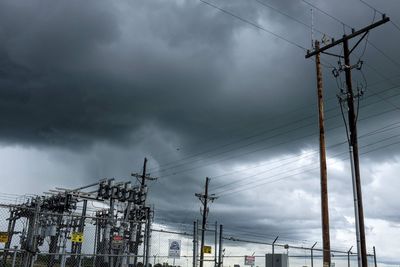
213;124;400;196
363;64;400;111
147;0;400;176
150;88;400;197
149;1;400;170
139;0;400;207
198;0;308;51
222;227;359;252
222;229;313;248
147;75;378;169
158;84;397;177
151;87;395;192
148;96;337;173
151;220;320;251
300;0;400;73
212;92;400;192
211;100;400;185
356;0;400;34
150;221;374;254
153;84;400;179
142;0;326;172
145;0;400;242
253;0;332;39
148;75;400;178
155;106;397;181
216;132;400;197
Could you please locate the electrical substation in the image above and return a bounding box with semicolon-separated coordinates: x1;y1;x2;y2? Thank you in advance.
0;175;154;267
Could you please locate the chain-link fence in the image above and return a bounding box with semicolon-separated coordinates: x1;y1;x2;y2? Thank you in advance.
0;203;147;267
150;229;193;267
220;237;377;267
0;204;378;267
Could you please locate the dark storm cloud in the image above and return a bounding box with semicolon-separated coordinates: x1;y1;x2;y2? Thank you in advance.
0;0;328;154
0;0;241;147
1;0;400;262
0;0;399;158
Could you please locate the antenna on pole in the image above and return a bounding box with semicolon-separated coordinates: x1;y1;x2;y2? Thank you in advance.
311;8;314;48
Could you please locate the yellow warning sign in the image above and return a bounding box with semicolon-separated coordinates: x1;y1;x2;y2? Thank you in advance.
203;246;212;254
0;232;9;243
71;232;84;243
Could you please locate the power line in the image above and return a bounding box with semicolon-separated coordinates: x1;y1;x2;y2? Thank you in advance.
154;85;400;179
151;217;354;253
300;0;346;27
213;129;398;196
149;2;400;175
161;90;394;177
213;107;400;195
148;73;400;176
211;142;346;192
217;132;400;197
136;0;400;192
145;1;400;175
155;106;397;181
199;0;307;51
366;42;400;70
356;0;400;33
150;221;358;254
210;111;400;187
253;0;331;39
214;106;400;196
300;0;400;73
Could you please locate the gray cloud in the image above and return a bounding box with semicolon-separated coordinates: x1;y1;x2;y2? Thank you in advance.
0;0;400;264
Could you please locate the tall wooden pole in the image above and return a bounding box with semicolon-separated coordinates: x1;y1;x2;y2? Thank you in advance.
315;40;331;267
343;38;367;267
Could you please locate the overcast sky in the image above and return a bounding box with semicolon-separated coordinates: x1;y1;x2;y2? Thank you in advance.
0;0;399;265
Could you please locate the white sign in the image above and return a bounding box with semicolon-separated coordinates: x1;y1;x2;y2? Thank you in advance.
244;256;255;266
168;239;181;258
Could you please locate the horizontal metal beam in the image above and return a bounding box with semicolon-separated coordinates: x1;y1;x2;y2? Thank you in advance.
306;15;390;58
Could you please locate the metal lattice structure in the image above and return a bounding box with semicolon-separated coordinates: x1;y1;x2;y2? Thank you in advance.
0;177;153;267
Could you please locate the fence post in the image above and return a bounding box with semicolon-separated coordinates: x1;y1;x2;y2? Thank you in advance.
214;221;218;267
145;208;151;267
348;246;353;267
93;217;98;267
11;246;18;267
109;197;115;267
311;242;317;267
373;246;377;267
272;236;279;267
60;231;67;267
193;221;197;267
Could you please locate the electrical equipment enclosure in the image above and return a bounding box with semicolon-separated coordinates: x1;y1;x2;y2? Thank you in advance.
266;254;288;267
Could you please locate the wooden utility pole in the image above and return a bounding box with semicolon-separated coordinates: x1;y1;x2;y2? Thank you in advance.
343;37;365;267
306;15;390;267
195;177;217;267
315;40;331;267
